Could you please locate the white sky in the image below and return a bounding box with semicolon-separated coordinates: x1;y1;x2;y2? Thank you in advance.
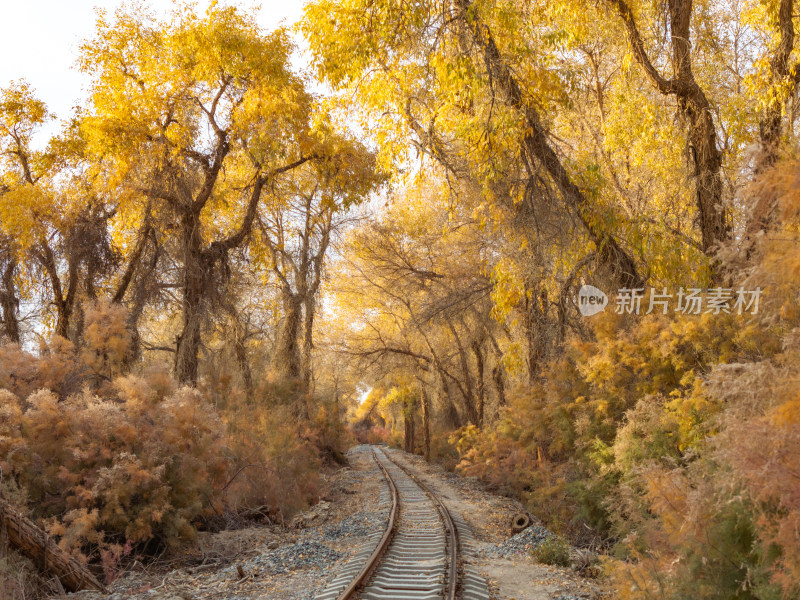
0;0;308;127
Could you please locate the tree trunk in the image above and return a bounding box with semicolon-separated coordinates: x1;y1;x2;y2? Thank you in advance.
746;0;796;247
277;292;303;380
608;0;730;259
757;0;795;171
113;211;153;304
455;0;643;289
683;87;728;256
668;0;727;254
404;408;415;453
72;301;85;346
437;374;462;429
522;285;549;384
302;294;316;389
1;260;20;343
126;240;160;365
175;285;202;384
232;313;254;401
333;380;342;448
421;386;431;461
492;362;506;408
471;340;485;428
446;320;479;425
37;241;77;340
175;214;205;385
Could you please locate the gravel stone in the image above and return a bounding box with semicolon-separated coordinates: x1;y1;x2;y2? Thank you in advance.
226;539;343;577
485;524;555;557
320;510;385;540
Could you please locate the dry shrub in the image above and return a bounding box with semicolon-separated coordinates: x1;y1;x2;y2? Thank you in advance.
311;399;353;463
350;422;391;445
0;306;333;588
0;551;53;600
612;395;682;472
452;416;579;536
737;161;800;328
0;353;330;574
452;302;780;540
706;160;800;599
603;377;783;600
0;339;83;400
0;321;242;564
0;301;134;401
711;350;800;598
453;389;555;523
0;345;39;398
602;161;800;600
197;361;348;518
366;425;391;445
0;388;23;463
222;405;321;523
451;164;800;591
429;432;459;471
80;300;133;383
0;378;229;559
114;365;176;405
35;337;85;398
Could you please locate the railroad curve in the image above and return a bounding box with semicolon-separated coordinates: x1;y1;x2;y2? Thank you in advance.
314;445;490;600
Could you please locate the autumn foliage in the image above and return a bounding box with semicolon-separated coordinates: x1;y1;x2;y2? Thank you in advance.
0;302;328;578
450;163;800;599
5;0;800;597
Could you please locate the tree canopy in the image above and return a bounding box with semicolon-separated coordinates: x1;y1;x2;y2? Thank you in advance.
3;1;800;598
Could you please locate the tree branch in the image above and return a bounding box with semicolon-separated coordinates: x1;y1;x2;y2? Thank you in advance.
607;0;678;95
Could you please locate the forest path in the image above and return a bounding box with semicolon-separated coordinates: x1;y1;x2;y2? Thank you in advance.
57;445;599;600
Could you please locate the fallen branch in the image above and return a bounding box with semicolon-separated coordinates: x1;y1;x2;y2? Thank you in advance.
0;497;106;593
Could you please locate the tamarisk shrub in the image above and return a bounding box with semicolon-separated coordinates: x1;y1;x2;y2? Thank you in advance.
0;379;229;558
0;331;329;564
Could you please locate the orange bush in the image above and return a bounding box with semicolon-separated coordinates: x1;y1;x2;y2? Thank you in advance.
0;379;229;558
80;300;134;384
0;336;329;562
222;405;322;522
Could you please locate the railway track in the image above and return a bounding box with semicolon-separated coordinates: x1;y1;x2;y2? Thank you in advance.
314;446;490;600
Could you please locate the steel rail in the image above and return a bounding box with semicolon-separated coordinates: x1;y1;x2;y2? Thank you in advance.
336;446;399;600
377;447;459;600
